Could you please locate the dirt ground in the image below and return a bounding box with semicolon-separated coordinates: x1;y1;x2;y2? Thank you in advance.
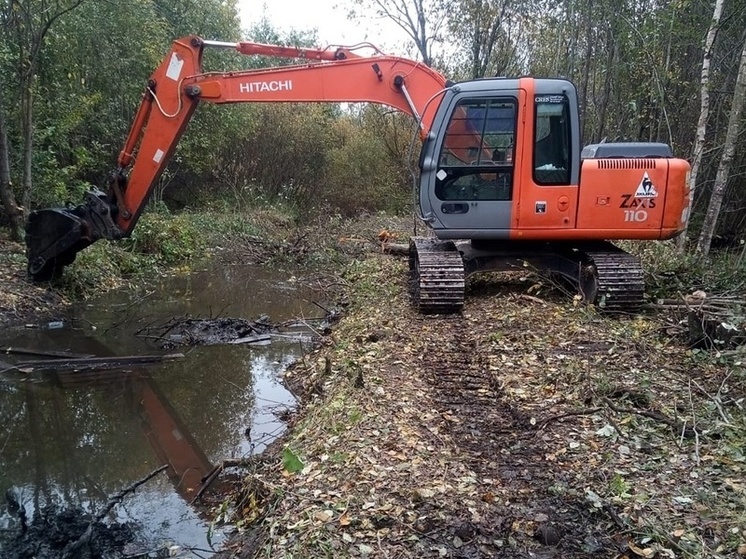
215;253;746;559
0;237;66;327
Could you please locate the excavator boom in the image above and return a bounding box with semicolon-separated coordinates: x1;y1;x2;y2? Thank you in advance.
25;36;448;280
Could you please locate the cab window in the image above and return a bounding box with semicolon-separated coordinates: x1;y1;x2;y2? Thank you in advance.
534;95;571;185
436;98;516;201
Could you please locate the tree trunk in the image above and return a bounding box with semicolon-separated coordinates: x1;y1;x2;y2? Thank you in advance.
0;92;24;240
677;0;724;251
8;0;85;214
20;71;35;212
579;0;594;140
696;36;746;255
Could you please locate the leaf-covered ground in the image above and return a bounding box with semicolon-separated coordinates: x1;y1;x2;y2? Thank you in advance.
217;251;746;559
0;237;65;327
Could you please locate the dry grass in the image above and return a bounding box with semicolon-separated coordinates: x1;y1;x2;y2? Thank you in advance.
0;237;66;327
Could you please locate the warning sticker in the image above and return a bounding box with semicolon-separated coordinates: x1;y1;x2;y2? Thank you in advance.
165;52;184;82
635;172;658;198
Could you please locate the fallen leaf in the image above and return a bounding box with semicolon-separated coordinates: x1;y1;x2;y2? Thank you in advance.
314;510;332;522
281;447;304;474
628;541;655;558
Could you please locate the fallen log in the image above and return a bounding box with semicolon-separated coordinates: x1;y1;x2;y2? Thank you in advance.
382;242;410;256
16;353;185;372
0;359;17;373
1;346;95;359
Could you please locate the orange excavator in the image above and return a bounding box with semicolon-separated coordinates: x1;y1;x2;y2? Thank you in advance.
25;36;691;312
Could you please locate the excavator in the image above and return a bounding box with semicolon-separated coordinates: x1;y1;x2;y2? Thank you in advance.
25;36;691;313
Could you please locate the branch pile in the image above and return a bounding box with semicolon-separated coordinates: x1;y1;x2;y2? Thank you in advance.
657;290;746;349
136;315;275;348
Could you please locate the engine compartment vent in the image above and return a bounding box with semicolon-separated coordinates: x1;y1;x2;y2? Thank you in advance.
596;159;658;170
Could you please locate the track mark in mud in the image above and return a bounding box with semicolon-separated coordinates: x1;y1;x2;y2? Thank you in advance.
416;314;619;558
419;317;532;469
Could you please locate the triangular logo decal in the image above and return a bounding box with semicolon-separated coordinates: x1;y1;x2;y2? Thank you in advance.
635;173;658;198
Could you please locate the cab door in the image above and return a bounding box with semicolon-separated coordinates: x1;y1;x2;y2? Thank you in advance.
514;89;580;233
419;80;524;240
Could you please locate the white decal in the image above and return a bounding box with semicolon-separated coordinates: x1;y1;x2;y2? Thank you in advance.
239;80;293;93
624;210;648;222
165;53;184;81
635;172;658;198
153;149;165;163
436;169;447;181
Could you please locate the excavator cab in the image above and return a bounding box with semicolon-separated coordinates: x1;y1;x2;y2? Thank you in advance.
418;77;582;239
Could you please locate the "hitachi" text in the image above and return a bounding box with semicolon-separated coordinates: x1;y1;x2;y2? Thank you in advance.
239;80;293;93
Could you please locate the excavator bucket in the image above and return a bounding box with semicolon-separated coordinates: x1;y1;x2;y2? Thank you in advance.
25;207;93;281
25;191;121;281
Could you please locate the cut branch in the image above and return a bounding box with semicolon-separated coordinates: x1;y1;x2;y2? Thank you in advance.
192;458;252;504
539;407;602;428
603;398;695;438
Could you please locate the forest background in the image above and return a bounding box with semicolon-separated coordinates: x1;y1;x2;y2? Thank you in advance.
1;0;746;257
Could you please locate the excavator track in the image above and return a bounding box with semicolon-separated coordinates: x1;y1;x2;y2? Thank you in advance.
581;249;645;312
409;237;465;314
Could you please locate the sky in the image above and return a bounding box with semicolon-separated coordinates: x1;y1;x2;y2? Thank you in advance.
237;0;406;52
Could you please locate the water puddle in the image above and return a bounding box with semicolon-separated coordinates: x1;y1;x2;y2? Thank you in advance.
0;263;322;557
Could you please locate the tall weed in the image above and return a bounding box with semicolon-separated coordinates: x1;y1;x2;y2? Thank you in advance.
633;240;746;299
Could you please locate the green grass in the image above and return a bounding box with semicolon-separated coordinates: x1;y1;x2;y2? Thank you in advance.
631;240;746;299
56;207;267;298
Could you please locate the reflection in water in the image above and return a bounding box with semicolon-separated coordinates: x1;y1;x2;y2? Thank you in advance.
0;263;318;554
127;374;214;503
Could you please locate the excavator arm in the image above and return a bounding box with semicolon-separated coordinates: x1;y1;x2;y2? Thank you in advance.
25;35;449;280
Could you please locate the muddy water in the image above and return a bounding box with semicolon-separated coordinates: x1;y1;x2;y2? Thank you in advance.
0;263;320;556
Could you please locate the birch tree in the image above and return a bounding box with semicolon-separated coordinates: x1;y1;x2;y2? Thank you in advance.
676;0;724;250
696;35;746;255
